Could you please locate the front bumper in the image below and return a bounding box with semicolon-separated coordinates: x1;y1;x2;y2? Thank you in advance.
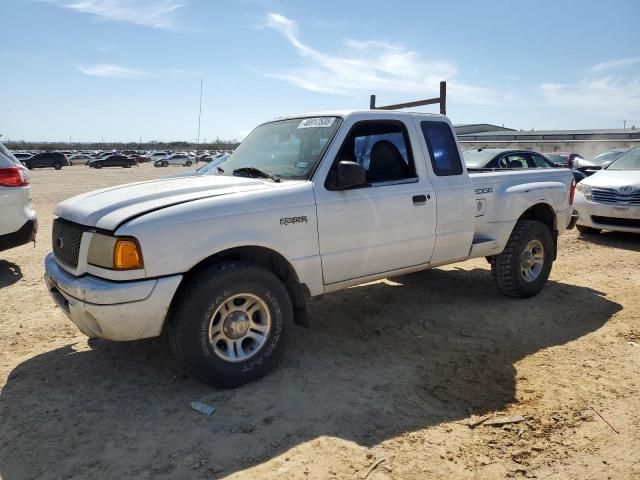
0;218;37;252
574;195;640;233
44;252;183;341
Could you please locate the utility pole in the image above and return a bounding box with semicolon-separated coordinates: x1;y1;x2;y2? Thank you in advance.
623;120;627;130
197;78;203;148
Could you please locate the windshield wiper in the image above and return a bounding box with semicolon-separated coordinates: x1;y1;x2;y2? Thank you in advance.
232;167;281;182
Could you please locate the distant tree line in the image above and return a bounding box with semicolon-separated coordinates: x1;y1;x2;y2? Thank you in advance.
3;140;241;151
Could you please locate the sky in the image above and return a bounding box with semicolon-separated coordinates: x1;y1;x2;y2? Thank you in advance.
1;0;639;142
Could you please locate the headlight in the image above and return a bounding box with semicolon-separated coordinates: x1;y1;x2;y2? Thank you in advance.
576;183;592;201
88;233;144;270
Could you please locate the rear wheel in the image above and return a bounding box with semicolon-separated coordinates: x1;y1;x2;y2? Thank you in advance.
186;160;192;167
162;161;169;167
576;225;601;235
94;163;103;169
53;162;62;170
167;261;293;387
491;220;554;298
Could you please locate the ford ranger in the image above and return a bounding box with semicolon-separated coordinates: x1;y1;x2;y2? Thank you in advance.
44;111;576;387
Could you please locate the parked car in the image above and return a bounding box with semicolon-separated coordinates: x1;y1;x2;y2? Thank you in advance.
68;153;93;165
574;147;640;235
88;154;137;169
154;153;193;167
463;149;556;170
44;110;575;388
463;149;585;183
149;151;170;163
572;148;628;177
164;154;229;178
540;152;584;168
23;151;69;170
0;144;37;251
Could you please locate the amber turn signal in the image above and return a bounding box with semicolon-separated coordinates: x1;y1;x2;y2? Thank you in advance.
114;239;143;270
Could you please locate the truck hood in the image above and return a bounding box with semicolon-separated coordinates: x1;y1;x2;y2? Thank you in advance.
54;175;274;231
583;169;640;190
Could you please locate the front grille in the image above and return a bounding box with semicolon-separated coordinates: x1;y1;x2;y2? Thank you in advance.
591;216;640;229
52;219;85;268
591;187;640;206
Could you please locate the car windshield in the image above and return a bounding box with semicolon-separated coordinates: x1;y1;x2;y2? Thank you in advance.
592;150;624;165
463;150;499;168
219;116;343;180
606;147;640;170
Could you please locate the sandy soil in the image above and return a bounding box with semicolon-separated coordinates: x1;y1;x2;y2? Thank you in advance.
1;164;639;480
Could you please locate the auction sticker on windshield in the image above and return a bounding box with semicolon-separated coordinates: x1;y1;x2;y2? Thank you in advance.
298;117;336;129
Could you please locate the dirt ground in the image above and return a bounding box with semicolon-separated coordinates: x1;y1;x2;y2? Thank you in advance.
1;164;639;480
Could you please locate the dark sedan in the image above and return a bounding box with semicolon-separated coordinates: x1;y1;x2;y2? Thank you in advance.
463;148;585;183
88;155;137;169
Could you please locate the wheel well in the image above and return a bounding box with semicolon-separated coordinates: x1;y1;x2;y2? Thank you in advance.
519;203;556;231
518;203;558;259
181;246;310;311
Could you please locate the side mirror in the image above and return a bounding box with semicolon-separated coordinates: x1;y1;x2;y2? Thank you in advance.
336;161;366;189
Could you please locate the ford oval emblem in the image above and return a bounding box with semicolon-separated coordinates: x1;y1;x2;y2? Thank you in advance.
55;237;64;249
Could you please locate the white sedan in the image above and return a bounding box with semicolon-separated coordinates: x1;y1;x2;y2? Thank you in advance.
0;143;37;251
574;147;640;234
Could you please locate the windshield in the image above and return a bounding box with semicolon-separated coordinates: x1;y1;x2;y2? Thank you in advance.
220;116;342;180
463;150;499;168
606;147;640;170
592;150;624;165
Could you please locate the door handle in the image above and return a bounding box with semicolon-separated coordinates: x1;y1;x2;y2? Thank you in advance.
413;194;428;204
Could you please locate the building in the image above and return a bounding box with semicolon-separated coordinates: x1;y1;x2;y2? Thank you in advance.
453;124;515;135
457;128;640;158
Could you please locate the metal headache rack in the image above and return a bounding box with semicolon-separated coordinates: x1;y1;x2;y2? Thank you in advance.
369;81;447;115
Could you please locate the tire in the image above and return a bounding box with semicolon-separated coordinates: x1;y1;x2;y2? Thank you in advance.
123;163;131;168
24;163;32;170
162;161;169;167
576;225;601;235
491;220;554;298
167;261;293;387
186;160;192;167
53;162;62;170
94;163;103;169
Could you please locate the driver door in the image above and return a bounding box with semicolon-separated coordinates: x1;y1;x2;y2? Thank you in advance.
314;117;437;285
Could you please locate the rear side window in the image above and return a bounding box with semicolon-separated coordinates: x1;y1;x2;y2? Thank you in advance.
420;121;463;176
530;154;552;168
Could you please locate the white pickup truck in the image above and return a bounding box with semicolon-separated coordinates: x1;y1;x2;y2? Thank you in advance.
44;110;576;387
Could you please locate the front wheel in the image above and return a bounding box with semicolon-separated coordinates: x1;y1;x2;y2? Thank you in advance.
576;225;601;235
53;162;62;170
186;160;192;167
167;261;293;387
491;220;554;298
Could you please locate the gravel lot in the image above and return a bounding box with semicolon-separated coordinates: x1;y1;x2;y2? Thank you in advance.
1;164;639;480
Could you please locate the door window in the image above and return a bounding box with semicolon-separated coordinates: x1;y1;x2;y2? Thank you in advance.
530;153;552;168
331;121;416;185
499;154;529;168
